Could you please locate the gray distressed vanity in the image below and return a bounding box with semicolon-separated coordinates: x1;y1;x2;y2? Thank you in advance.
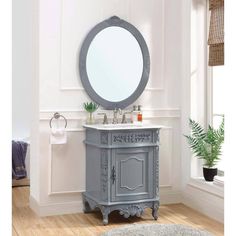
82;124;161;225
79;16;162;225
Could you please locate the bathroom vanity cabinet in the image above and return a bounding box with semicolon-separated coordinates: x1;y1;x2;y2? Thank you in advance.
82;124;161;225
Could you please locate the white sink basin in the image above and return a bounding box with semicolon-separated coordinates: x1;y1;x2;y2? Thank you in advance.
83;123;164;130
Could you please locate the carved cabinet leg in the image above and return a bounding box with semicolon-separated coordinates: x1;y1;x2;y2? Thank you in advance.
82;196;92;213
152;202;159;220
83;201;92;213
101;207;110;225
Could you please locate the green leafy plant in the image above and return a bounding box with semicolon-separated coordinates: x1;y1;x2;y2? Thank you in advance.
184;117;224;168
83;102;99;113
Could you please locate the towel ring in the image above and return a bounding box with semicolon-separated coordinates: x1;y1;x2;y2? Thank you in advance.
49;112;67;128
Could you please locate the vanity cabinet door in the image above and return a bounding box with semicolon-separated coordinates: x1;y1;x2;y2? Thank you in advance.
111;147;154;202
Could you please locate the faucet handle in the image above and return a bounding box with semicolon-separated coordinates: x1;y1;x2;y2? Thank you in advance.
121;111;132;124
121;114;127;124
98;113;108;124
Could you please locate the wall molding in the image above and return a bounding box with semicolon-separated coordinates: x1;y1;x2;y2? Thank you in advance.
58;0;166;91
40;107;180;113
39;108;181;121
40;108;180;112
31;190;181;217
32;186;223;220
48;140;84;195
46;111;175;195
30;195;83;217
160;190;182;205
48;128;174;195
40;116;180;122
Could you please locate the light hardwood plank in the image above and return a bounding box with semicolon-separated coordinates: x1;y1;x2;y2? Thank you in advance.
12;187;224;236
12;226;19;236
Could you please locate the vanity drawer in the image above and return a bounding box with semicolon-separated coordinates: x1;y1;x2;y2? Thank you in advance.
111;131;153;145
86;129;159;148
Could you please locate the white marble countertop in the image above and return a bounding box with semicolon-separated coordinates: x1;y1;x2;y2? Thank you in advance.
83;122;166;130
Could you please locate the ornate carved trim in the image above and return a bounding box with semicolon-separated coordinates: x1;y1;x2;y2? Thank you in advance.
101;149;108;200
156;146;159;194
83;193;159;225
119;205;144;218
153;129;160;143
101;132;109;144
112;132;152;144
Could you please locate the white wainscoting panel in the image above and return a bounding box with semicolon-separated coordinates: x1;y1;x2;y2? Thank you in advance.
59;0;165;91
159;128;173;187
49;131;85;194
39;0;182;111
40;108;180;121
43;114;177;194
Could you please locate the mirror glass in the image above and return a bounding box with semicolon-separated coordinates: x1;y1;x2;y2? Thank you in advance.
79;16;150;109
86;27;143;102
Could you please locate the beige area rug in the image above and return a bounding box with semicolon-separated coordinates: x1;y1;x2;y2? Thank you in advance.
101;224;212;236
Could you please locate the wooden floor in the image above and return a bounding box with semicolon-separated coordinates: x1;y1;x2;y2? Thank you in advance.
12;187;224;236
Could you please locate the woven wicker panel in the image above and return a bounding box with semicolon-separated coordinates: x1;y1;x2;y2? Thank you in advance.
208;0;224;66
208;5;224;44
209;43;224;66
209;0;224;10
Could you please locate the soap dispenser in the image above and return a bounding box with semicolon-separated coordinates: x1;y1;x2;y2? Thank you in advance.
137;105;143;122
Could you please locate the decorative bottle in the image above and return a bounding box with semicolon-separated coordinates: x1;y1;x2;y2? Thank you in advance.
137;105;143;122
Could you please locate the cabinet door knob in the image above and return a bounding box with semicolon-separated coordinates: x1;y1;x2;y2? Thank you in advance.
111;166;116;184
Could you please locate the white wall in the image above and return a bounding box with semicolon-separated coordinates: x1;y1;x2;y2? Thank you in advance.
12;0;33;140
30;0;185;216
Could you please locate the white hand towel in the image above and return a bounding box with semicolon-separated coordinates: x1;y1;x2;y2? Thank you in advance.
50;128;67;144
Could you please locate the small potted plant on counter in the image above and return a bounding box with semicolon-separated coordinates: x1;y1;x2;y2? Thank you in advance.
184;117;224;181
83;101;99;124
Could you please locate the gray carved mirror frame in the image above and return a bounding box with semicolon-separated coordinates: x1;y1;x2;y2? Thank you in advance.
79;16;150;110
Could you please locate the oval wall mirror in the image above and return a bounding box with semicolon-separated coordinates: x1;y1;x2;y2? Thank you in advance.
79;16;150;109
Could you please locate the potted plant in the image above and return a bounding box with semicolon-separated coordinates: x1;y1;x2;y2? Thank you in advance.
184;118;224;181
83;102;99;124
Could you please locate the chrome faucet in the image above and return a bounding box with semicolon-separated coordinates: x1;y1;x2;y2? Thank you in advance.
112;108;122;124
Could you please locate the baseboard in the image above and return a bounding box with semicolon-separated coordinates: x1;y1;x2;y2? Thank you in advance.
29;189;181;217
160;190;182;204
29;195;40;216
30;187;222;222
182;185;224;223
29;195;83;217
